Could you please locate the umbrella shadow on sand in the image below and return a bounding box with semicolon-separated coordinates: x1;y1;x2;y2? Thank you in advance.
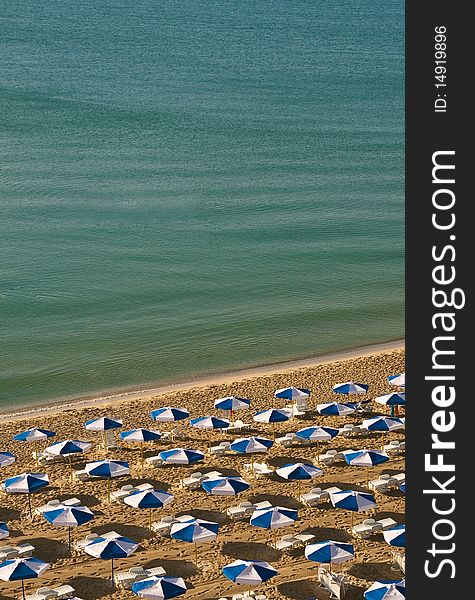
59;493;102;507
248;493;300;510
299;525;351;542
90;522;151;541
176;507;228;524
0;507;21;522
122;477;172;491
68;576;111;600
142;557;197;578
277;578;324;600
327;481;370;493
221;541;280;562
26;536;69;561
348;561;396;581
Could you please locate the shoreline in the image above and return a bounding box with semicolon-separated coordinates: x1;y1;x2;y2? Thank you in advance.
0;338;404;423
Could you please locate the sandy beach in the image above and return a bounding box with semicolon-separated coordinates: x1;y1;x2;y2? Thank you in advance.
0;345;405;600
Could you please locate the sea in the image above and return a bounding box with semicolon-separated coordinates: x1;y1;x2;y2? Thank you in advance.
0;0;404;410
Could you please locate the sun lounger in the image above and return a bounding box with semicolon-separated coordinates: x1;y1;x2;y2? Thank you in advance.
275;433;296;447
209;441;231;456
182;472;205;489
319;449;350;465
294;533;315;545
391;550;405;573
25;585;78;600
0;543;35;560
144;455;165;467
226;420;251;434
111;482;154;502
376;518;398;530
152;516;179;537
114;565;166;588
227;501;257;521
273;534;302;551
384;440;406;455
244;462;273;478
34;498;81;516
160;425;187;440
318;565;347;599
73;531;121;552
352;518;380;538
253;501;273;510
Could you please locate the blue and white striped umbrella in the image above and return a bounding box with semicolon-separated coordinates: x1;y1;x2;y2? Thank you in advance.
3;472;49;494
223;560;278;585
124;489;174;509
363;417;405;432
253;408;292;424
0;522;9;540
214;397;251;412
388;373;405;387
399;483;405;493
374;393;406;407
132;576;187;599
45;439;91;456
332;382;368;395
189;416;230;430
296;426;340;442
170;518;219;543
84;460;130;478
201;476;250;496
274;387;310;400
383;524;405;548
84;534;139;580
124;489;174;529
13;428;56;442
364;580;405;600
305;540;354;565
43;505;94;550
344;450;390;467
317;402;357;416
120;429;161;443
0;557;50;598
250;506;298;530
276;462;323;480
229;437;273;454
151;407;189;422
84;417;123;431
330;490;377;512
159;448;205;465
0;452;16;468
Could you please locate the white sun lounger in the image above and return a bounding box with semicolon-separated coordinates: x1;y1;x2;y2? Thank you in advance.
111;482;154;502
384;440;406;455
318;565;347;599
244;462;274;478
34;497;81;516
227;501;256;521
376;518;398;530
209;441;231;455
392;550;406;573
275;433;296;447
25;584;77;600
0;543;35;560
226;420;251;434
144;455;165;467
114;565;166;588
152;516;179;537
73;531;121;552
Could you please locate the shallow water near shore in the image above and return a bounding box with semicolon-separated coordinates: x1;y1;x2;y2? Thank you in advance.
0;1;404;409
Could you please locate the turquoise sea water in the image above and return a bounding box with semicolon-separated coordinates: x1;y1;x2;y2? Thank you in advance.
0;1;404;410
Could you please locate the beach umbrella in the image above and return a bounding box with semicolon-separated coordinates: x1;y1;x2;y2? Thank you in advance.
229;436;273;475
383;524;405;548
399;483;405;493
223;559;277;586
201;476;250;511
45;440;91;479
85;417;123;453
0;557;50;600
84;460;130;502
332;382;368;395
0;522;9;540
13;428;56;464
374;393;406;407
364;579;405;600
274;387;310;400
250;505;298;547
388;373;405;387
132;576;187;599
253;408;292;440
0;452;16;468
305;540;354;572
330;490;377;528
43;505;94;551
84;534;138;584
295;426;340;462
158;448;205;486
124;489;174;529
317;402;356;416
170;517;219;567
344;449;389;485
276;462;323;498
120;429;161;466
214;397;251;422
151;407;189;422
3;473;49;518
190;416;230;449
363;416;405;448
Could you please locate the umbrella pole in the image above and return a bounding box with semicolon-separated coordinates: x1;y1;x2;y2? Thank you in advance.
194;542;198;569
297;480;301;500
21;579;26;600
107;478;111;503
141;443;144;468
316;441;320;464
149;508;152;530
230;408;233;425
103;430;107;453
272;423;275;441
28;494;32;519
250;454;254;478
111;558;114;586
272;529;277;548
